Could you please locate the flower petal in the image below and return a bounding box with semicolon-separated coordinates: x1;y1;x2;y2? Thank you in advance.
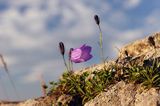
83;54;93;61
71;58;85;63
80;46;92;60
71;44;93;63
80;44;86;49
71;49;82;60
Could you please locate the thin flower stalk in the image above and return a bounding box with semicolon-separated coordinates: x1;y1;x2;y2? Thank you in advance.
63;55;69;71
98;25;105;63
94;15;105;64
59;42;69;71
69;48;73;71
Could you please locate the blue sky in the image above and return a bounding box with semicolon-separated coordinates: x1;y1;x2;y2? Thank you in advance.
0;0;160;101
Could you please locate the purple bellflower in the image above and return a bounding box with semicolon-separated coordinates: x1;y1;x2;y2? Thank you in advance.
71;44;93;63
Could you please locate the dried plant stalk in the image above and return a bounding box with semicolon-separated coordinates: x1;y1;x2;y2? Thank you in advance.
40;74;47;96
0;77;9;100
0;54;19;99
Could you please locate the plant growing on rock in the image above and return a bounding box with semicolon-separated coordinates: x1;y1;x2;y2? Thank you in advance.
48;54;160;105
68;48;74;71
48;67;115;105
48;16;160;106
122;59;160;88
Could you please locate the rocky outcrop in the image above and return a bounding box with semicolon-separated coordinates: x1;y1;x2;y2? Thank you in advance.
117;32;160;66
84;32;160;106
118;32;160;60
1;32;160;106
84;81;160;106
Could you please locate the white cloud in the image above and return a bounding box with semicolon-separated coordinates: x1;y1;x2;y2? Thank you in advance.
118;29;143;41
0;0;127;80
123;0;142;9
0;55;18;67
107;29;144;58
113;0;142;9
145;10;160;32
59;1;96;39
107;10;129;27
23;59;62;83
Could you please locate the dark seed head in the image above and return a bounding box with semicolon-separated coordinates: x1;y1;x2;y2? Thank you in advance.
148;36;155;47
124;50;128;57
69;48;73;60
94;15;100;25
42;85;48;89
59;42;65;56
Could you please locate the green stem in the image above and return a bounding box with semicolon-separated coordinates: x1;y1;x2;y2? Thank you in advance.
63;55;69;71
71;61;73;71
68;58;73;71
98;25;105;65
68;59;71;71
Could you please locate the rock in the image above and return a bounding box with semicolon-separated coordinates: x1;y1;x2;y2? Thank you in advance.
85;81;160;106
73;60;116;77
0;101;20;106
118;32;160;60
84;81;134;106
117;32;160;66
135;88;160;106
85;32;160;106
0;95;54;106
56;94;72;105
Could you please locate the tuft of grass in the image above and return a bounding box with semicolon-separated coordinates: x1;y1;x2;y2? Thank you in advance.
122;59;160;88
48;59;160;105
48;68;115;105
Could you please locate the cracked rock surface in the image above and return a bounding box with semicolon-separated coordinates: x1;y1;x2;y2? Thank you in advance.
85;81;160;106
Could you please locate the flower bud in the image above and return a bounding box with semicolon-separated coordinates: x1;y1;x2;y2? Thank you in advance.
69;48;73;60
94;15;100;25
59;42;65;56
